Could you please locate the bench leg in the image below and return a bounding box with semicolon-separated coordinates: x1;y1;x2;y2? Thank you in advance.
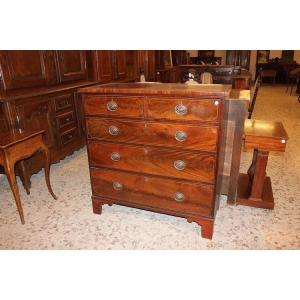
4;158;25;224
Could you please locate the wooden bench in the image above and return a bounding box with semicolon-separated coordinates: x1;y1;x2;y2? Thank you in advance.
236;119;288;209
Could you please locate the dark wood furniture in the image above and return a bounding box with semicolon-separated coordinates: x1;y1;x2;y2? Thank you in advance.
261;69;277;84
0;50;156;183
0;50;99;181
286;67;300;95
237;120;288;209
156;65;251;89
0;130;57;224
226;50;251;69
80;82;250;239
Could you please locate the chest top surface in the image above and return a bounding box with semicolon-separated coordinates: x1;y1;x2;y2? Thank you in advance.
79;82;231;98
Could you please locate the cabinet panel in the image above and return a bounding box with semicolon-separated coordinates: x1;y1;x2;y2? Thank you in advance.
97;50;114;82
0;103;9;133
56;50;87;82
16;98;56;148
0;50;52;90
115;50;126;80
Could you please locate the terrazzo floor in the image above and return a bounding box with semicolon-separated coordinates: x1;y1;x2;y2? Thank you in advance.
0;85;299;249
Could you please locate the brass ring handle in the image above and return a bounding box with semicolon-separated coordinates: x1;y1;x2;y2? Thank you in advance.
113;181;123;191
175;104;187;116
174;160;186;170
111;152;121;161
174;192;185;202
108;125;120;136
175;131;187;142
107;99;118;111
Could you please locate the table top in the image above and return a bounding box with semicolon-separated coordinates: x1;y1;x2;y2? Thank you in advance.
0;130;44;149
79;82;232;98
244;119;288;140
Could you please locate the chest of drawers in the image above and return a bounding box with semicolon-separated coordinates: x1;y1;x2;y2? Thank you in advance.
80;82;231;239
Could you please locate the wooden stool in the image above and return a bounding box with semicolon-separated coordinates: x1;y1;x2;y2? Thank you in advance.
0;130;57;224
237;120;288;209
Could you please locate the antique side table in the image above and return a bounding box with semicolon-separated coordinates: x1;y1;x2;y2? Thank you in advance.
0;130;57;224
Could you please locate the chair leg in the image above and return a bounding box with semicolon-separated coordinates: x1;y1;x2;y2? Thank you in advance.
4;158;25;224
39;142;57;200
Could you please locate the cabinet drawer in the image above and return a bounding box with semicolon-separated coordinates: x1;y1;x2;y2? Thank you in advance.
88;142;216;183
54;93;74;112
90;168;214;217
147;98;220;122
83;95;144;118
86;118;218;152
60;127;78;145
57;111;75;129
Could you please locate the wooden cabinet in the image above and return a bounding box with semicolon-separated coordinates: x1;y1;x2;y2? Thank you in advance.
16;98;56;148
0;50;54;90
114;51;126;80
56;51;87;82
96;50;114;83
81;82;232;239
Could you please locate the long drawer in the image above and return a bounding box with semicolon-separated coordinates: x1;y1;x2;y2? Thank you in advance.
90;168;214;217
146;97;220;122
86;118;218;152
88;141;216;183
84;95;144;118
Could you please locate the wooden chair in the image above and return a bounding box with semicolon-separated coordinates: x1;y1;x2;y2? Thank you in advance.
286;67;300;95
200;72;213;84
248;74;261;119
261;69;277;84
0;130;57;224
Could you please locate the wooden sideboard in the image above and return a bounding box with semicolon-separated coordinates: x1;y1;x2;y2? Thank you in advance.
80;82;250;239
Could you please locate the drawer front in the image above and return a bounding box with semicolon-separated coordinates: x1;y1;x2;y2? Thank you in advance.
88;142;216;183
147;98;220;122
57;111;75;129
90;168;214;217
83;95;144;118
86;118;218;152
60;127;78;145
55;93;74;112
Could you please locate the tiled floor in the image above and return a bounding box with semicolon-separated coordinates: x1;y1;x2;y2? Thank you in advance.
0;85;299;249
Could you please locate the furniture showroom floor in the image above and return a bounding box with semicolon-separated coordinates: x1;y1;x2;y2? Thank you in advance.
0;85;299;249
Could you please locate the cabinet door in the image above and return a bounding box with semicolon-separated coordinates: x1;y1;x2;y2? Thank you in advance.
56;50;87;82
16;98;56;148
0;50;52;90
147;50;156;81
115;50;126;80
97;50;114;82
0;103;9;133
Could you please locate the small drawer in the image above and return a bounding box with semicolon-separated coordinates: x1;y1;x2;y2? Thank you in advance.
147;98;220;122
88;141;216;183
86;118;219;152
60;128;77;145
90;168;214;217
83;95;144;118
56;111;75;129
55;93;74;112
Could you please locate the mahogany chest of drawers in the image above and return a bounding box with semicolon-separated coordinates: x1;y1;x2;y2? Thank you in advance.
80;82;232;239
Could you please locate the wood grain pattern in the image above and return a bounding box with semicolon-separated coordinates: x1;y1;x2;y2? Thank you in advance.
84;95;144;118
146;97;220;122
90;167;214;217
88;141;216;183
86;118;219;152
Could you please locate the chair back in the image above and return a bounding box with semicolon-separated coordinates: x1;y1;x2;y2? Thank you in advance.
248;74;261;119
200;72;213;84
